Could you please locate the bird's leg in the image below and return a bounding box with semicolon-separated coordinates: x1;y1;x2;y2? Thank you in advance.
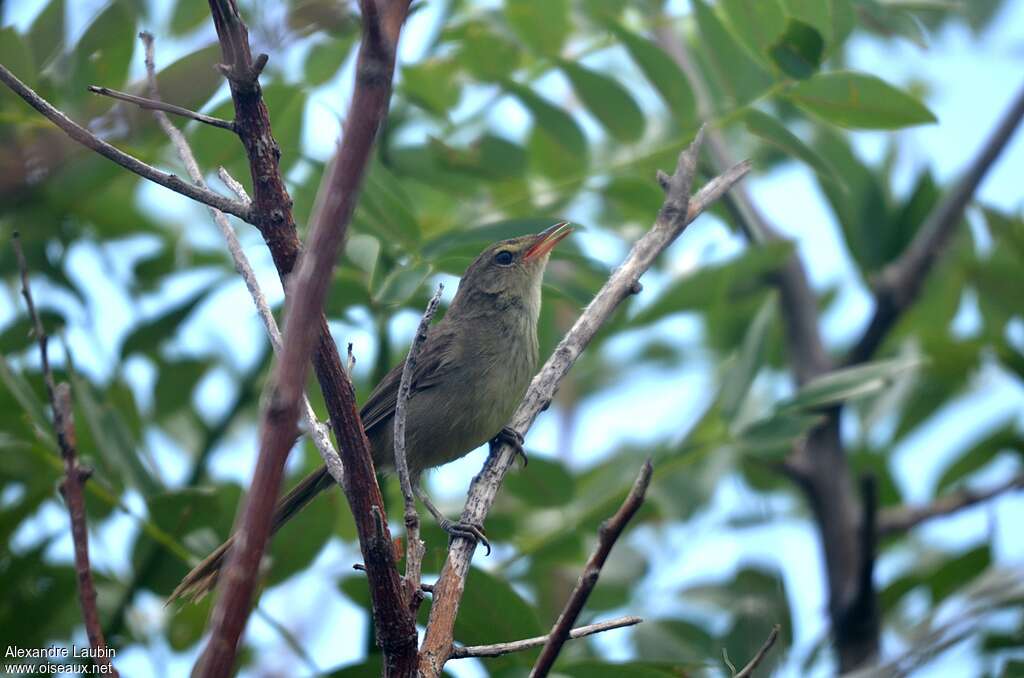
491;425;527;468
413;484;491;556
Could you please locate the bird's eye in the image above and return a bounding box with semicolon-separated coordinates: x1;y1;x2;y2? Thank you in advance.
493;250;514;266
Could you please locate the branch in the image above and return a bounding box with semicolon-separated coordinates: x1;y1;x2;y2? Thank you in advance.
0;64;251;223
734;624;780;678
137;31;344;487
418;130;752;677
530;461;653;678
450;616;643;660
12;236;118;677
835;475;880;666
197;0;417;675
394;284;444;608
87;83;236;131
877;474;1024;537
846;82;1024;365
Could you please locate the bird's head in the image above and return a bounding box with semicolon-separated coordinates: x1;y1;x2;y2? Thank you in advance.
448;222;573;320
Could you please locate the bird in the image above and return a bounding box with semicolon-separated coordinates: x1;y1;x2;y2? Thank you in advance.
168;221;572;603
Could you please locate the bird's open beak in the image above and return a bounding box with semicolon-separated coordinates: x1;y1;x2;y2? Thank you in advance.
523;222;573;261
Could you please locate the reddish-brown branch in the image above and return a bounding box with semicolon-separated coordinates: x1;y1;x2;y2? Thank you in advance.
530;461;653;678
0;65;250;222
12;236;118;677
846;83;1024;365
196;1;416;675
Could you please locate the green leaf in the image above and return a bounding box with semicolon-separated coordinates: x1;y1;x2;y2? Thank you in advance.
447;21;521;81
692;0;775;104
768;18;825;79
607;21;697;127
427;134;528;182
779;356;921;413
423;217;557;260
0;311;66;354
71;2;135;95
740;108;842;186
556;661;688;677
170;0;209;35
720;293;776;419
781;0;856;52
559;60;645;142
504;81;588;177
0;353;54;449
154;358;210;416
120;281;217;358
0;28;35;89
633;241;794;325
785;71;937;129
930;545;991;602
504;0;569;56
736;411;824;454
401;58;462;117
304;36;355;86
720;0;788;62
503;456;575;507
936;424;1022;492
450;567;543;668
634;618;717;665
372;263;431;306
27;0;65;68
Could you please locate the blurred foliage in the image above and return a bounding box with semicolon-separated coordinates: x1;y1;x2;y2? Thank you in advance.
1;0;1022;676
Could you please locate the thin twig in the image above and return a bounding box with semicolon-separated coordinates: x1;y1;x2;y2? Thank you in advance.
450;616;643;659
394;284;444;608
530;461;653;678
418;130;752;677
877;474;1024;537
12;235;118;677
0;64;251;223
137;31;345;488
87;83;236;131
734;624;780;678
846;82;1024;365
197;0;417;675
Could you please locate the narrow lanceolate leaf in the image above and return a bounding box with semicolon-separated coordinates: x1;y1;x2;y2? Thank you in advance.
720;0;787;63
504;80;588;175
768;18;825;79
559;60;645;142
692;0;775;104
740;108;842;186
606;20;698;128
781;0;856;53
784;71;938;129
779;356;922;412
720;293;777;419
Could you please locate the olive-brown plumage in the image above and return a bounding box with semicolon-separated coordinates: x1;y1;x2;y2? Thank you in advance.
169;223;571;603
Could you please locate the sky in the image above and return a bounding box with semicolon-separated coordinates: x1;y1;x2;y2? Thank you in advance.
3;0;1024;676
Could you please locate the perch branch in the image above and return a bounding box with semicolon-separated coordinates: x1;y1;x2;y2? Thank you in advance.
735;625;780;678
878;473;1024;537
418;130;752;676
13;236;118;677
394;284;444;608
137;31;343;486
847;82;1024;365
0;65;251;222
198;0;417;675
530;461;652;678
450;616;643;659
87;83;236;131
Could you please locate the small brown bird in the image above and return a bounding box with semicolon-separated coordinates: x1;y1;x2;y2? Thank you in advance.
169;222;572;603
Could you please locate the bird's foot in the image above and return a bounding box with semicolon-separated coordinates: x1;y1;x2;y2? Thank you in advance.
439;517;490;556
491;426;527;468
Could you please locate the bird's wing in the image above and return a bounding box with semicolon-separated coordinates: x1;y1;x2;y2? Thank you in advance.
359;325;456;435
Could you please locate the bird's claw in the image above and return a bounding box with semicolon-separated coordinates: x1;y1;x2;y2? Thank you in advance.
492;426;527;468
440;518;490;556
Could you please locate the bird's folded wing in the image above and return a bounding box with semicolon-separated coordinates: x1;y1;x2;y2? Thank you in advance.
358;325;456;435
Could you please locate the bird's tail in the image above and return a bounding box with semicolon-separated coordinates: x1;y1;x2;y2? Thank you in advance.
167;465;336;604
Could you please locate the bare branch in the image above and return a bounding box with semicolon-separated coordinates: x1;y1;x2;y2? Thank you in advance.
878;474;1024;537
394;284;444;608
87;83;236;131
197;0;417;675
530;461;652;678
847;83;1024;365
137;31;345;489
418;131;752;677
0;64;251;223
12;236;118;677
450;616;643;660
735;625;780;678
